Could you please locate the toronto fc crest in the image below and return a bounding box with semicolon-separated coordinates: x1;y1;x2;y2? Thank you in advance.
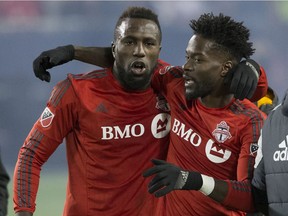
212;121;232;143
155;94;170;112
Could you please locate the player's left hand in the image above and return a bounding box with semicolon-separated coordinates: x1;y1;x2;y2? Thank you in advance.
229;59;260;100
143;159;181;197
33;45;75;82
143;159;202;197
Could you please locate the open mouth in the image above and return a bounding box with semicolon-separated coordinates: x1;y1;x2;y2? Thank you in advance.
183;74;195;87
131;61;146;76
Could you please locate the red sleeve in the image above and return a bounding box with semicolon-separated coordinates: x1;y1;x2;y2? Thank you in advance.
13;78;78;213
156;59;170;68
222;105;265;212
250;66;268;102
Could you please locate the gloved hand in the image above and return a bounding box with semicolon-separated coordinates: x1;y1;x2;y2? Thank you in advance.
229;59;260;100
33;45;75;82
143;159;202;197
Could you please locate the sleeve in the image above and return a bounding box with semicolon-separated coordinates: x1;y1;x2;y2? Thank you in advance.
251;158;269;215
250;66;268;102
222;109;265;212
13;78;79;213
251;134;269;214
0;154;9;216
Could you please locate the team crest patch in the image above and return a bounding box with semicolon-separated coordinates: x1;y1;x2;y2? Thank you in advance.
212;121;232;143
159;66;172;75
250;143;259;156
155;94;170;112
40;107;55;128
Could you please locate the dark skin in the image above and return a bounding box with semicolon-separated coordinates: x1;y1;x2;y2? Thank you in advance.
16;17;162;216
183;34;235;108
111;18;161;90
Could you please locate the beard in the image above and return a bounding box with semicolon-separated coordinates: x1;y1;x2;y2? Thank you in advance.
185;80;213;100
114;62;154;90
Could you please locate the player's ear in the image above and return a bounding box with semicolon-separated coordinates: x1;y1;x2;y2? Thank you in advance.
111;41;116;58
221;61;233;77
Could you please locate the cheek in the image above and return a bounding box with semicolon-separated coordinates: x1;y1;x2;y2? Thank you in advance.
194;66;220;83
114;50;129;65
147;51;160;65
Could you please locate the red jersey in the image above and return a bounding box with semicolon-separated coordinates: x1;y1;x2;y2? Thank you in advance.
13;64;171;215
152;66;266;216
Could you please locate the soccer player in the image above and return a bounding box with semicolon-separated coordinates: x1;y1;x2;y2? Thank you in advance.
28;8;267;216
252;89;288;216
143;13;266;215
0;153;9;216
13;7;171;216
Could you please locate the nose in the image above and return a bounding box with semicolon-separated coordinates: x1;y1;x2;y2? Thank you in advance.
183;61;193;74
133;43;145;57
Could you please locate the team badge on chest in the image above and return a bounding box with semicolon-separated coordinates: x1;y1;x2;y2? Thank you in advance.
212;121;232;143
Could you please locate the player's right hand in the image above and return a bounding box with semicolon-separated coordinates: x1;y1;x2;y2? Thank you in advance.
33;45;75;82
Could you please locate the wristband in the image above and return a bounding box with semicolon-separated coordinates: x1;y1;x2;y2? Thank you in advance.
199;174;215;196
182;171;203;190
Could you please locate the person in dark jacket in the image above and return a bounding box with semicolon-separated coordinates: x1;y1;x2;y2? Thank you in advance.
252;89;288;216
0;151;9;216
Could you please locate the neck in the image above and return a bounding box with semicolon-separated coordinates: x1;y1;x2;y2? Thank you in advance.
199;93;234;108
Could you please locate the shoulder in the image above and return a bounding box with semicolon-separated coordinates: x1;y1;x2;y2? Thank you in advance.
48;69;110;107
68;69;110;89
68;69;110;83
156;65;183;78
230;99;266;122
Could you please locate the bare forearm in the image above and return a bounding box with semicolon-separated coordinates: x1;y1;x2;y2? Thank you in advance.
74;46;114;67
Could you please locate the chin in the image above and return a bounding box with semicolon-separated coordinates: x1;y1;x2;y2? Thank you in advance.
185;92;193;100
185;88;196;100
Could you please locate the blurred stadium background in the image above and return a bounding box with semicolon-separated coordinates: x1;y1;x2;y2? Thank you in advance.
1;1;287;215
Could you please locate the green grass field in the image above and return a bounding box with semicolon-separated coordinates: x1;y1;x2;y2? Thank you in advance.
8;171;67;216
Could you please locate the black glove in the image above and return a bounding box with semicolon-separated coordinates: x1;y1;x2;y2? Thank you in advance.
143;159;202;197
229;59;260;100
33;45;75;82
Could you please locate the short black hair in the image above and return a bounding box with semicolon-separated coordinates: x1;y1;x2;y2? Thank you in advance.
190;13;254;61
114;7;162;42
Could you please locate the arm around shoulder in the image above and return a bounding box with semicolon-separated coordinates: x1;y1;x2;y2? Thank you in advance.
15;212;33;216
74;46;113;67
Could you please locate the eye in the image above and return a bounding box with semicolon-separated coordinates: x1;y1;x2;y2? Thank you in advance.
122;38;135;46
124;40;134;45
145;41;155;46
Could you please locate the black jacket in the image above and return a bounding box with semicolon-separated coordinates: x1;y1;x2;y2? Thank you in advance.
252;90;288;216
